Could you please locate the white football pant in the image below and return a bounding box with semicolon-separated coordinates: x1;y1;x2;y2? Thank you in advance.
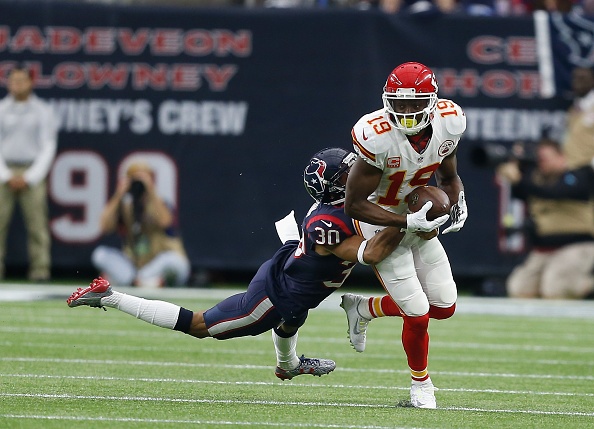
356;222;457;316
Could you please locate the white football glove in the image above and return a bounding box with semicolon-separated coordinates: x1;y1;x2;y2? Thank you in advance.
274;210;301;244
442;190;468;235
406;201;450;233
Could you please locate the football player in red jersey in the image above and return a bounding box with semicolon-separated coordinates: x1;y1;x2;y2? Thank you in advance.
343;62;468;408
67;148;411;382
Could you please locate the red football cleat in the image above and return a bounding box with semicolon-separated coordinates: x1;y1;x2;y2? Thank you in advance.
66;277;113;310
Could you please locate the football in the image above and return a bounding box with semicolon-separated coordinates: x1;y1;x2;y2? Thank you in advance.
407;186;451;221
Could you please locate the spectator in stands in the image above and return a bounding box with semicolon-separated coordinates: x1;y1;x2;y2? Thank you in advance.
562;66;594;169
459;0;529;15
375;0;524;15
532;0;577;12
379;0;457;14
497;138;594;299
91;162;191;288
0;65;57;282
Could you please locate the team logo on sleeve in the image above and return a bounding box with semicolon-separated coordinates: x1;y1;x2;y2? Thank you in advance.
387;157;401;168
438;140;454;157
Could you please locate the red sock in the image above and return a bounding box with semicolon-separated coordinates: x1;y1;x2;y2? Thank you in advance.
369;298;456;320
368;295;402;318
401;313;430;382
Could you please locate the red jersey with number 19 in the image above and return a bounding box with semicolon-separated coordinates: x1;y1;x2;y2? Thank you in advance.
351;98;465;215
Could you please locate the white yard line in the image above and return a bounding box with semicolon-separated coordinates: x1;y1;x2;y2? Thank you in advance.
1;373;593;398
0;414;426;429
2;340;594;365
1;357;594;381
1;394;593;417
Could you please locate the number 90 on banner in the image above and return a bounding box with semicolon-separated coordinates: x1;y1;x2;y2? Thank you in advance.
49;151;178;243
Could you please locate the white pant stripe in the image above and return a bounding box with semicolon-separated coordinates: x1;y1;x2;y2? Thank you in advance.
207;297;275;336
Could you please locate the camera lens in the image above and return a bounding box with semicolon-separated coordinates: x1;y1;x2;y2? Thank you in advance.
129;180;146;198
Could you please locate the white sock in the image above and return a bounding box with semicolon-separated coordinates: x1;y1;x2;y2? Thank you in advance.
272;330;300;370
412;376;433;386
101;291;180;329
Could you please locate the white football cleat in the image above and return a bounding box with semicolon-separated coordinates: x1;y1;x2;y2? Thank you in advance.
274;355;336;380
410;378;438;409
340;293;370;353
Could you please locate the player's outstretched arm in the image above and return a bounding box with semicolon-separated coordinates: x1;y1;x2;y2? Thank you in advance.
324;226;404;265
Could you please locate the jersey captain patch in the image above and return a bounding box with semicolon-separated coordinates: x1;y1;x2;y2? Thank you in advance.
387;157;401;168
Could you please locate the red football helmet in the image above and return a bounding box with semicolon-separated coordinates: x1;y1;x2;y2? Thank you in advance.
382;62;438;135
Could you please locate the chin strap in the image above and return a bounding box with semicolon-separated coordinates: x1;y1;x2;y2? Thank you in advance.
275;210;301;244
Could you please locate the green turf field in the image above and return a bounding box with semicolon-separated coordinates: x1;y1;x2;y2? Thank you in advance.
1;285;593;428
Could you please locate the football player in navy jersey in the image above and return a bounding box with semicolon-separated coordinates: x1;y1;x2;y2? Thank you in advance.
67;147;411;380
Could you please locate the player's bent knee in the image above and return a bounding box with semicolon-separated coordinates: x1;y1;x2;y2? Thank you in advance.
398;292;430;317
427;279;457;308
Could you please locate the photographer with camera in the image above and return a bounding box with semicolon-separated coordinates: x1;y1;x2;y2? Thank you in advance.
496;138;594;299
563;66;594;170
91;162;190;288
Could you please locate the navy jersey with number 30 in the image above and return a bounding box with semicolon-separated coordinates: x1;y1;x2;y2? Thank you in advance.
204;202;361;338
264;202;357;323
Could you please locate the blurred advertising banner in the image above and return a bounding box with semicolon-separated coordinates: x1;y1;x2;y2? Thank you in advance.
0;3;572;278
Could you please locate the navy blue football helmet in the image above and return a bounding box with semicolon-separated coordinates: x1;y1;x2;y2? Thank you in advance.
303;147;357;205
